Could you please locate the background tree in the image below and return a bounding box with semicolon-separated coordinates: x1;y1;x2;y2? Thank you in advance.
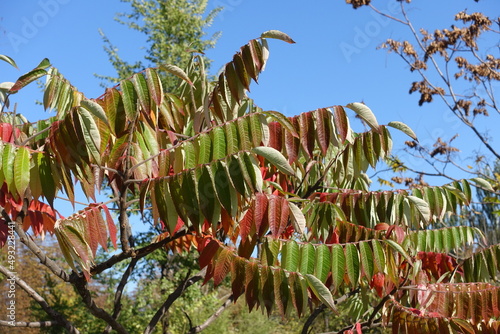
344;0;500;238
97;0;221;90
0;28;498;334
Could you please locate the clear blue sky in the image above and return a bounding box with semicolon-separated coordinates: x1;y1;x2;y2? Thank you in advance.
1;0;498;189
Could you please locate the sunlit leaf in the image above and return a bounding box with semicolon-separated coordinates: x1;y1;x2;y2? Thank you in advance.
161;64;193;86
0;55;18;69
305;274;336;311
387;121;418;141
14;146;30;197
253;146;295;176
346;102;379;131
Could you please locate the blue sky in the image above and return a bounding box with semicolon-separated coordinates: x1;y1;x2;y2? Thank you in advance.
1;0;498;192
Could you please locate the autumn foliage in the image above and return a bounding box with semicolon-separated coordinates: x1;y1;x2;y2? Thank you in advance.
0;30;499;333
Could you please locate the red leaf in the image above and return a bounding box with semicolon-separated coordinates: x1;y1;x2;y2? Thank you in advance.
268;122;282;152
213;247;232;286
254;193;268;236
386;225;406;244
102;205;117;248
92;207;108;251
245;262;259;312
279;197;290;237
285;117;300;163
374;223;390;231
0;123;13;142
299;112;315;157
355;322;362;334
370;272;385;298
0;220;8;248
268;195;289;238
231;257;246;300
315;108;330;155
268;195;281;238
199;239;220;269
333;105;349;142
239;207;254;241
86;213;99;257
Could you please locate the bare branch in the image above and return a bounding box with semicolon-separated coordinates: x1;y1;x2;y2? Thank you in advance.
302;288;360;334
143;268;206;334
0;264;80;334
102;257;139;334
188;294;234;333
71;273;130;334
91;228;188;276
368;4;407;25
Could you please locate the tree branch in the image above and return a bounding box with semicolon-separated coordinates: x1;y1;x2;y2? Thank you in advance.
188;294;234;333
91;228;188;276
102;257;139;334
0;264;80;334
302;288;360;334
143;268;206;334
71;273;130;334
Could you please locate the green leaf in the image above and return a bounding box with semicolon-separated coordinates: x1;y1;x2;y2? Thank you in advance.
14;146;30;197
132;73;151;114
161;64;193;86
282;240;299;272
225;122;239;155
299;243;315;275
387;121;418;141
385;239;413;265
470;177;494;192
38;153;56;207
359;241;374;280
197;133;212;165
3;144;16;192
345;243;360;287
407;195;431;223
331;244;346;292
81;99;109;126
10;68;48;92
145;68;163;106
78;107;102;165
35;58;51;70
261;30;296;44
237;117;252;151
213;161;234;214
212;127;226;160
371;239;386;274
346;102;379;130
315;244;331;283
183;141;196;170
120;79;138;121
252;146;295;176
0;55;18;69
305;274;336;311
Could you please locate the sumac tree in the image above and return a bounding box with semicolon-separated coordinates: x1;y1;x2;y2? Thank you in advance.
0;31;497;333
